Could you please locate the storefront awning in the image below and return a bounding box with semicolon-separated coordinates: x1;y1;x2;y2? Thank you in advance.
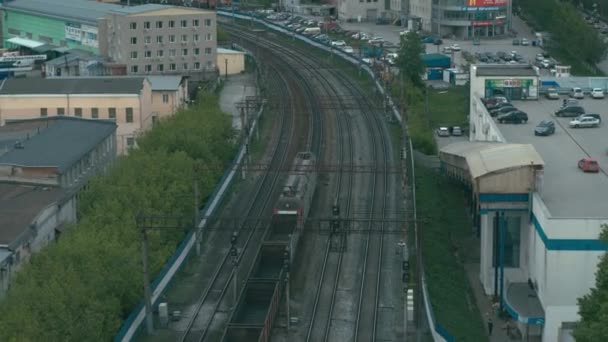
6;37;45;49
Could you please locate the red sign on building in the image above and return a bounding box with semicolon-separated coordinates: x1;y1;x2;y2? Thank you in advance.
467;0;507;6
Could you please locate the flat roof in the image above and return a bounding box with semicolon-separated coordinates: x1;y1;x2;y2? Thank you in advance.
0;183;64;246
474;64;539;77
52;75;184;91
498;98;608;218
217;48;246;55
0;117;116;173
2;0;173;25
0;77;146;95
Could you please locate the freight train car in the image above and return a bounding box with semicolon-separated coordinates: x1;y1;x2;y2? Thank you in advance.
222;152;317;342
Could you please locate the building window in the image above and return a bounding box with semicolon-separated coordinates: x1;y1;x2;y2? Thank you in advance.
169;20;175;28
130;22;137;30
182;63;188;70
193;19;200;27
108;107;116;120
169;35;176;43
181;34;188;42
145;64;152;72
127;137;135;147
194;34;200;42
182;48;188;56
156;21;163;29
169;63;176;71
130;51;138;59
162;94;169;103
131;65;139;73
194;48;200;56
144;21;151;29
57;108;65;116
157;50;164;57
144;36;151;44
181;19;187;28
194;62;201;70
130;37;137;44
206;33;212;41
205;19;212;26
492;215;521;268
169;49;176;57
157;64;164;72
145;50;152;58
40;108;47;117
91;108;99;119
74;108;82;117
205;47;212;55
126;108;134;123
156;36;163;44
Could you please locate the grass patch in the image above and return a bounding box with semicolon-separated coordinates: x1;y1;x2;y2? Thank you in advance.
415;165;487;342
425;86;469;128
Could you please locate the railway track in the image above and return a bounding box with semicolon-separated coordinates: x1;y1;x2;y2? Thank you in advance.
221;21;398;342
178;59;299;342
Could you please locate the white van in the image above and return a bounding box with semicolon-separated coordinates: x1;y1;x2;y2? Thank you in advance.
303;27;321;35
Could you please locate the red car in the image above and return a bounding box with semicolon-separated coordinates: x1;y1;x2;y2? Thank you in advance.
578;158;600;173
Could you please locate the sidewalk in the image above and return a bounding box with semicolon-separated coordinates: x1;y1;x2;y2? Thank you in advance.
465;263;518;342
218;73;257;130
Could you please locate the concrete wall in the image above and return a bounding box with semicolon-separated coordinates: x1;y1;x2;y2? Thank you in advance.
150;88;187;119
102;9;217;75
217;52;245;76
469;96;506;143
409;0;432;31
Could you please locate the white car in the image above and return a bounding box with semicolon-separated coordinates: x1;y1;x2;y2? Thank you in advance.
368;36;384;45
521;38;529;46
591;88;605;99
450;44;461;51
351;32;369;40
570;87;585;99
331;40;346;47
442;46;452;54
341;46;354;54
569;117;600;128
437;127;450;137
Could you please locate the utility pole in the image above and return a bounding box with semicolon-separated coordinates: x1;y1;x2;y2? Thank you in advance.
283;248;291;334
230;232;239;306
140;226;154;335
194;174;201;256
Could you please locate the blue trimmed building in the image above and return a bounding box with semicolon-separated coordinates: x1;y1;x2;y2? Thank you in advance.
439;111;608;340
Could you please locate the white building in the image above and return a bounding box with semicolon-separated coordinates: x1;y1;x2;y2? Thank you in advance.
438;64;608;342
337;0;387;22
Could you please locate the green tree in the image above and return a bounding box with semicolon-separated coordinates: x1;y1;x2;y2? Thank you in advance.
574;224;608;341
396;31;426;87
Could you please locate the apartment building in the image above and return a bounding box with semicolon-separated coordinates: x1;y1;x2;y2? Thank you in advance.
99;6;217;76
0;77;153;154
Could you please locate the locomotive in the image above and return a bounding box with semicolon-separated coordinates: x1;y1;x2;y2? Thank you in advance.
273;151;317;228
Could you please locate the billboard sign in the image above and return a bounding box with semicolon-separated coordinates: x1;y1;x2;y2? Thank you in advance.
467;0;507;6
485;79;534;88
65;23;98;48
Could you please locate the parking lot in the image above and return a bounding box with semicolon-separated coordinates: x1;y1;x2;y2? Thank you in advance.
497;97;608;218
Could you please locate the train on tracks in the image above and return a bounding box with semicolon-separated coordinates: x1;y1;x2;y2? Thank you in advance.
221;152;317;342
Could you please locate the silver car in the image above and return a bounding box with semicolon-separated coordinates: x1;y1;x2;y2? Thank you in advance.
437;127;450;137
569;117;600;128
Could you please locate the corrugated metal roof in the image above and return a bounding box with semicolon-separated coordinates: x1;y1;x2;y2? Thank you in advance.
0;117;116;173
217;48;246;55
142;75;183;90
474;64;539;77
2;0;172;25
0;77;146;95
440;142;544;179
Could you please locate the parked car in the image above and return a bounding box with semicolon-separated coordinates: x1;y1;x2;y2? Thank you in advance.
569;116;600;128
497;110;528;123
451;126;463;136
570;87;585;99
521;38;530;46
486;101;513;111
341;46;354;54
561;98;579;107
579;113;602;123
546;88;560;100
442;46;452;54
451;44;461;51
512;38;520;45
536;53;545;62
555;105;585;117
482;96;509;107
437;127;450;137
591;88;605;99
578;158;600;173
331;40;346;47
534;120;556;136
490;106;518;117
368;36;384;45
